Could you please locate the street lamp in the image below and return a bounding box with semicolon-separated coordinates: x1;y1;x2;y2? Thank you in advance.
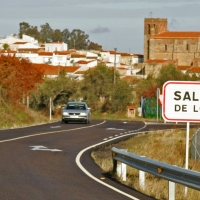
114;48;117;84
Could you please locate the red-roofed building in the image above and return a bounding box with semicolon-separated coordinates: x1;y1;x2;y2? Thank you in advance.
143;18;200;76
33;64;80;78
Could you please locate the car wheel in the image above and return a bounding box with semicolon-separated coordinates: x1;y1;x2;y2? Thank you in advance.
86;119;90;124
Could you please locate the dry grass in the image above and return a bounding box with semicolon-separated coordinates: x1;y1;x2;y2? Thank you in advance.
91;128;200;200
0;102;52;129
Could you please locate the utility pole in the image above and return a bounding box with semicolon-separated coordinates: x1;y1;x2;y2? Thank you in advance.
114;48;117;84
58;62;60;77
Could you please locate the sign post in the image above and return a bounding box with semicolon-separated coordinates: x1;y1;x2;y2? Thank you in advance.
160;81;200;196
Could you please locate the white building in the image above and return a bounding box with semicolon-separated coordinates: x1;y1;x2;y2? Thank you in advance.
45;42;67;52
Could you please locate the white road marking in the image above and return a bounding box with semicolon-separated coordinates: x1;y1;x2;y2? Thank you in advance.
0;121;106;143
50;126;61;128
106;128;125;130
30;145;62;152
75;123;148;200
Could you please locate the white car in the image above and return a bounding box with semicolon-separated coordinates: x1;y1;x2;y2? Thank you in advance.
62;101;91;124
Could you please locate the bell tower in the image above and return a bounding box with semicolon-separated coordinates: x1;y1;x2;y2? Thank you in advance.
144;18;168;61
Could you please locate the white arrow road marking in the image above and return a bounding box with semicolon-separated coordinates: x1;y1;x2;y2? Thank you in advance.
30;145;62;152
106;128;124;130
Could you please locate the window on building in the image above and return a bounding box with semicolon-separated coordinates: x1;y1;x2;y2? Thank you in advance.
148;24;150;34
165;45;167;51
186;44;189;51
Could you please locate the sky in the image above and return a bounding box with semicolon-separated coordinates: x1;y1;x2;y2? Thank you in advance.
0;0;200;54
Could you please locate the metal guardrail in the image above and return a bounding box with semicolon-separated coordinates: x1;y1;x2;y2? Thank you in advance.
112;147;200;191
191;128;200;161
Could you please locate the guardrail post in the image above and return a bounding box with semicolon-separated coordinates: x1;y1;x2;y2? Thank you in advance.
139;156;145;189
139;170;145;190
117;162;127;181
112;152;117;174
169;181;175;200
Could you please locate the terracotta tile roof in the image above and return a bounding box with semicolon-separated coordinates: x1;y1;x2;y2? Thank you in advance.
177;66;191;70
100;50;109;52
62;66;80;73
151;31;200;39
54;51;71;55
186;67;200;73
133;54;143;57
118;67;126;70
13;42;27;44
120;53;133;56
0;50;16;53
71;54;86;58
33;64;80;75
146;59;174;64
38;52;53;56
76;60;95;64
17;48;43;53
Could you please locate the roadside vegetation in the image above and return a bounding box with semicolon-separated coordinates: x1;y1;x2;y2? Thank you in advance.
91;128;200;200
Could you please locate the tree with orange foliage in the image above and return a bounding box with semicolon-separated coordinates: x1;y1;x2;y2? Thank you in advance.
0;54;44;102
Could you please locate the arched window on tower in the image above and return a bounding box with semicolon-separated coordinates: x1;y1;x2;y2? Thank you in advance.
186;43;189;51
148;24;150;34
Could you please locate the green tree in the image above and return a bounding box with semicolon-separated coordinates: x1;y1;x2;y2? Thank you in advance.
52;29;63;42
2;43;9;50
110;79;133;113
19;22;30;38
19;22;39;40
69;29;89;49
156;64;187;86
18;22;103;49
30;74;77;111
135;73;159;99
88;41;102;50
81;64;119;110
39;23;53;43
62;28;70;44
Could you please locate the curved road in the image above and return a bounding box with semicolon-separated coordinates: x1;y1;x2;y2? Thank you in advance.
0;119;194;200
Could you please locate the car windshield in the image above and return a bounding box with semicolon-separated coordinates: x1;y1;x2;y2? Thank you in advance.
66;103;86;110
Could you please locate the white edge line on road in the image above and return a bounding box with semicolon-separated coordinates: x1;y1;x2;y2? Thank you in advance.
0;121;106;143
75;122;187;200
75;123;148;200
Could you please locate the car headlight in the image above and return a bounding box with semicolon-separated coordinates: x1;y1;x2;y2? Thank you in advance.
80;112;87;116
63;111;69;116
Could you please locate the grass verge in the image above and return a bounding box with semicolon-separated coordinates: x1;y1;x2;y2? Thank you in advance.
0;102;51;129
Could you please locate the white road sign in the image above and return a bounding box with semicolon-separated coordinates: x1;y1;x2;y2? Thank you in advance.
161;81;200;122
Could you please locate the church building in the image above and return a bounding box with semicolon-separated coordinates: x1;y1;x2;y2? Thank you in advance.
143;18;200;76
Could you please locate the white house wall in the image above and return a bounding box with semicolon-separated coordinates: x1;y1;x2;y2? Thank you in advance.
45;43;68;52
109;54;120;63
52;55;68;66
22;35;38;44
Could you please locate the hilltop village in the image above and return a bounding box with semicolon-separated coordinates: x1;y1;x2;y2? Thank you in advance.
1;17;200;81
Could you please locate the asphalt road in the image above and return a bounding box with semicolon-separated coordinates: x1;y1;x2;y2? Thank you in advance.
0;119;195;200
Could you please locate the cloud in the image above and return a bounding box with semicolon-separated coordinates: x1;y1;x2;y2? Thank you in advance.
90;26;110;34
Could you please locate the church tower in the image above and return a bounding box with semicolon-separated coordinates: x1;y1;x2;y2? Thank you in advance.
144;18;168;61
